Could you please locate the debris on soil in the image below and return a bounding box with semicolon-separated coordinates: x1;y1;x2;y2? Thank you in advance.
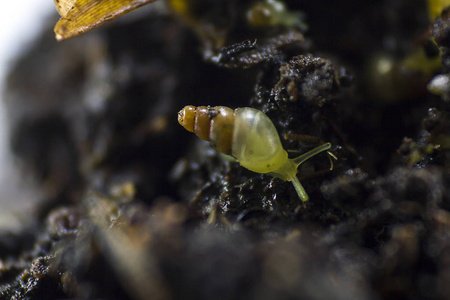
1;1;449;299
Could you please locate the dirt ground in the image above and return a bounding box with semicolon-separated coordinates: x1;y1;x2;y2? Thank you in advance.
0;0;449;299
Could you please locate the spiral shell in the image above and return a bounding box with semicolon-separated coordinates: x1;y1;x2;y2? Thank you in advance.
178;106;288;173
178;106;235;155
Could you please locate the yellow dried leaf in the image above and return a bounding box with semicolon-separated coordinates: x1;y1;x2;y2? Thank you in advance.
54;0;157;41
54;0;77;18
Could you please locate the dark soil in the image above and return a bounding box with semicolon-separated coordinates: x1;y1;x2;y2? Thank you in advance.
1;1;449;299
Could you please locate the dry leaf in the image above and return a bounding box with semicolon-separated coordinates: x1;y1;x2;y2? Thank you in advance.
54;0;157;41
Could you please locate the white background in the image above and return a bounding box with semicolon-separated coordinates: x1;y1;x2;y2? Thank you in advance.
0;1;54;229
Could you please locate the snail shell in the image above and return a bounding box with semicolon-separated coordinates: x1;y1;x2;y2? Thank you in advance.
178;106;288;174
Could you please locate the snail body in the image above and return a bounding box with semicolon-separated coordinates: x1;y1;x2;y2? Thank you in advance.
178;105;331;201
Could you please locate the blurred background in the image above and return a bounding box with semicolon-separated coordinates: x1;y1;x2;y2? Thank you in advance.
0;1;54;229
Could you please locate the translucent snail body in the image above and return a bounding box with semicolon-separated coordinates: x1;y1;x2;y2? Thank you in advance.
177;105;331;202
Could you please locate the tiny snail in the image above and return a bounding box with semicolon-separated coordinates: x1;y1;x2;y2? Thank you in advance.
178;105;331;202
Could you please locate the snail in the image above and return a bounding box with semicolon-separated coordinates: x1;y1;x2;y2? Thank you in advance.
177;105;331;202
